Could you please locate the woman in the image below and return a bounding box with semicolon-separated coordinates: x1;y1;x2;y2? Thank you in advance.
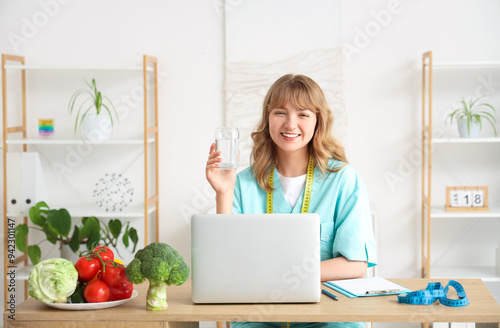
206;74;376;328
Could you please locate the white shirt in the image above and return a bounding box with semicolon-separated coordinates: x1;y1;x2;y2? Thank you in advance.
278;172;307;209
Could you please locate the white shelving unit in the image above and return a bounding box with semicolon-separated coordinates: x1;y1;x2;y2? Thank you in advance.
431;266;500;283
432;137;500;144
432;61;500;69
421;51;500;284
2;54;160;307
3;64;153;71
430;206;500;219
5;138;156;145
6;205;157;220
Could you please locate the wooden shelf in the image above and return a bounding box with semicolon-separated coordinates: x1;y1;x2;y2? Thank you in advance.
432;61;500;69
3;64;153;71
421;52;500;297
7;205;157;219
3;54;160;310
430;206;500;219
431;266;500;282
432;137;500;144
6;138;155;145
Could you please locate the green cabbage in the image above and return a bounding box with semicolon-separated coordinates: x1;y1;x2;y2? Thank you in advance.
28;258;78;303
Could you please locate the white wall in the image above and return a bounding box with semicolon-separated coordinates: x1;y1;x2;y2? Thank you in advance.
1;0;500;315
341;0;500;279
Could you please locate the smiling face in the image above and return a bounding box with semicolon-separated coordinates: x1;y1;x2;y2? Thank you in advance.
251;74;341;190
269;102;317;158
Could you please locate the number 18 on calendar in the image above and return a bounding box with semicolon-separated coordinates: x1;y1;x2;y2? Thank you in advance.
446;186;489;212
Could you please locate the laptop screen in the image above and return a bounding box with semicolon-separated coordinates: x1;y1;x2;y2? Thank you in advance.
191;213;321;303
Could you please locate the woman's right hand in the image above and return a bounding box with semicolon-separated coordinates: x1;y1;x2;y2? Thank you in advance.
206;143;237;196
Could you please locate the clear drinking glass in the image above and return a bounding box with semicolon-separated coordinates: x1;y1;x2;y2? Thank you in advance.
215;127;239;170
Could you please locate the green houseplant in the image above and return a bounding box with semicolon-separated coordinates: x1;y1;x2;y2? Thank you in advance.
447;96;497;138
68;78;119;141
15;201;138;265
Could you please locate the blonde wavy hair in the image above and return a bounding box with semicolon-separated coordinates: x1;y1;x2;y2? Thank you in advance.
250;74;347;192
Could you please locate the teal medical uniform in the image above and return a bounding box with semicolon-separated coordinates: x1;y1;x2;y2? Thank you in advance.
231;159;377;328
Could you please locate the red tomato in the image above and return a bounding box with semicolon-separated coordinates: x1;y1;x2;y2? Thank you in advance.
92;246;114;269
74;255;100;283
108;278;133;301
84;280;110;303
101;261;126;287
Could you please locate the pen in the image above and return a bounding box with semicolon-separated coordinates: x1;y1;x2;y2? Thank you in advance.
322;289;339;301
365;289;403;295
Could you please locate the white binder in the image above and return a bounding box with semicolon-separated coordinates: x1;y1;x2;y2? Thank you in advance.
20;152;49;214
6;152;22;214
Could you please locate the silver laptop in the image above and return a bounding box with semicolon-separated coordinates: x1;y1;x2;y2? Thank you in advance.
191;213;321;303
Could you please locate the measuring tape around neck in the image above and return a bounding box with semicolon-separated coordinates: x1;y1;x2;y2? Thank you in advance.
397;280;469;307
267;156;314;214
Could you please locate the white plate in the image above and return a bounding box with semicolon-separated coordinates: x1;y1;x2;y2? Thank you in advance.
44;290;138;310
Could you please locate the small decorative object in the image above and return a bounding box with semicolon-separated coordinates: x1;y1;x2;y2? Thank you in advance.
447;96;497;138
68;78;119;142
93;173;134;212
445;186;489;212
38;119;54;139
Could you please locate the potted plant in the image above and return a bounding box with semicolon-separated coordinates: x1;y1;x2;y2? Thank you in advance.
447;96;497;138
68;78;119;142
14;201;138;264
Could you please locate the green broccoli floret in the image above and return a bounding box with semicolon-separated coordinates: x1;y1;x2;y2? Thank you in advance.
126;242;190;311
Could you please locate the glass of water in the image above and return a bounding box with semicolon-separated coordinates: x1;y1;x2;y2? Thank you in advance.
215;127;239;170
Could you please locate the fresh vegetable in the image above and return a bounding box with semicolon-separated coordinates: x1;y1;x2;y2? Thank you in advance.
70;247;134;304
28;258;78;303
108;278;133;301
102;261;126;287
84;280;110;303
75;255;100;283
88;258;123;283
93;246;114;269
69;282;86;303
125;242;190;311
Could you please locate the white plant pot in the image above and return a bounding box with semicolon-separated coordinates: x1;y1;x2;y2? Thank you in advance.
60;243;87;264
81;112;113;142
457;118;481;138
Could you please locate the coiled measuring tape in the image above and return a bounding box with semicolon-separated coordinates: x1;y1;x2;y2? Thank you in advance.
398;280;469;307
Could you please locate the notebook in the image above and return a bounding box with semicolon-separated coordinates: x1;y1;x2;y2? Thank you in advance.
191;213;321;303
323;276;411;298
